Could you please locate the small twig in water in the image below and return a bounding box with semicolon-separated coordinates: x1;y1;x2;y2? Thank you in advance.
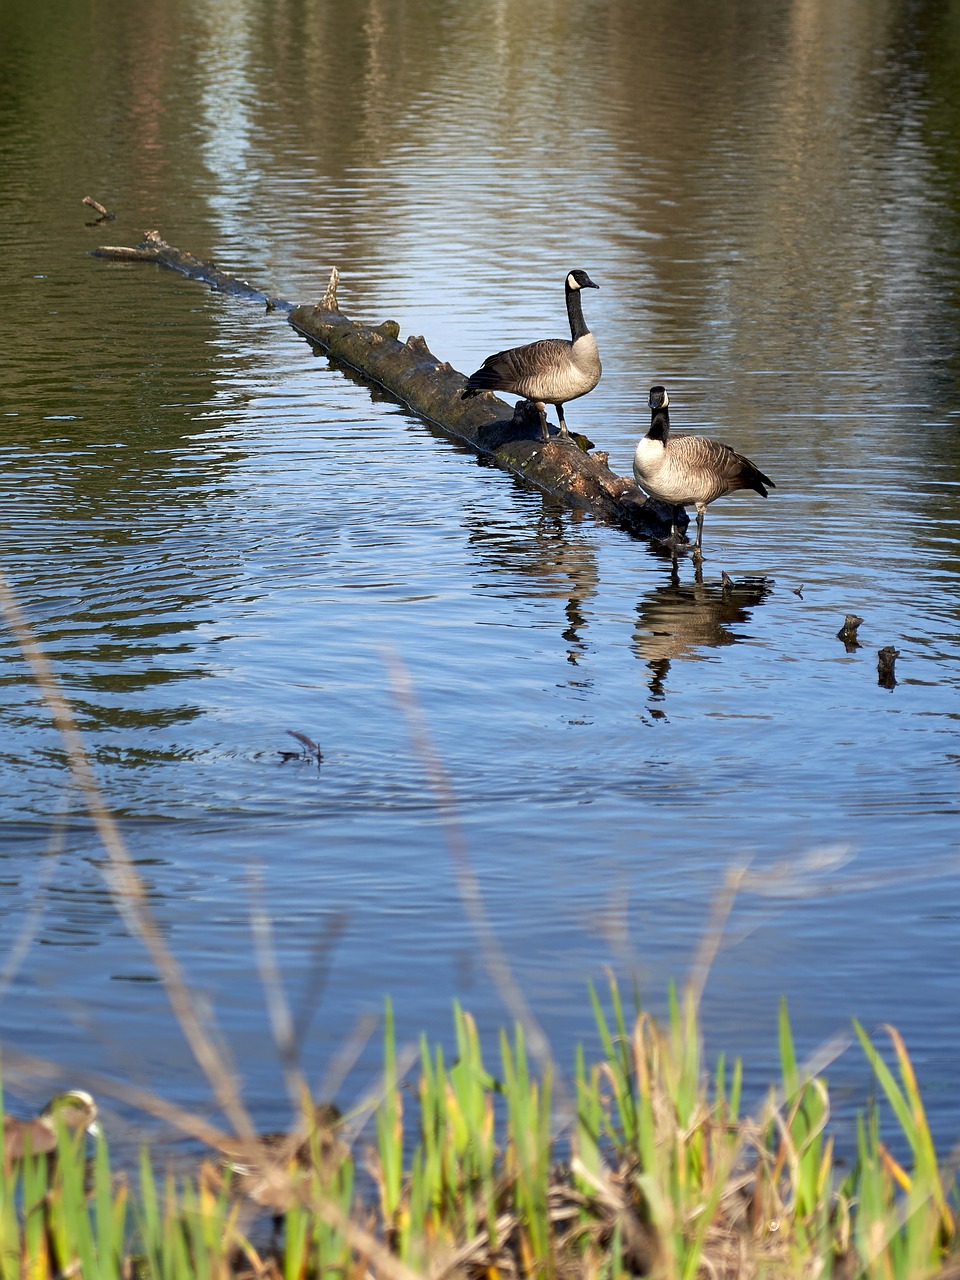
280;729;322;765
82;195;115;224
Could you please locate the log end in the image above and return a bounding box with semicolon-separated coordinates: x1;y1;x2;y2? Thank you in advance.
92;245;155;261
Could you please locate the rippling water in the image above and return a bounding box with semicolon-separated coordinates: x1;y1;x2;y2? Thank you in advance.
1;0;959;1150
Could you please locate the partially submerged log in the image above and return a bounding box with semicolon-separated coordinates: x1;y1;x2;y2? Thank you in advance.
93;233;674;539
93;230;293;311
290;274;672;537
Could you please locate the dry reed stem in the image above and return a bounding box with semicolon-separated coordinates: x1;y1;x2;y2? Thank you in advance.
292;911;349;1071
689;858;751;1011
248;868;311;1115
383;648;558;1093
0;566;255;1141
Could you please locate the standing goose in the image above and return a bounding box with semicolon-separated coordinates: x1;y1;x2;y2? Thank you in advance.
633;386;774;557
461;270;601;441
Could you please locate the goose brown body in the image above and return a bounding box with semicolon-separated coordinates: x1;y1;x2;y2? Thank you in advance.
2;1090;99;1163
212;1103;344;1216
633;386;774;555
461;270;601;441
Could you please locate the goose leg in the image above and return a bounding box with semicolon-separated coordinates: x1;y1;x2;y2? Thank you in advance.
555;404;570;439
667;505;689;548
535;401;550;442
693;507;706;559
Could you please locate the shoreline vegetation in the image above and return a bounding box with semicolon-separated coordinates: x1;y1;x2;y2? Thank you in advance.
1;986;958;1280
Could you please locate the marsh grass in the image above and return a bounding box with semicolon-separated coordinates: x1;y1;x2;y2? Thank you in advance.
0;983;958;1279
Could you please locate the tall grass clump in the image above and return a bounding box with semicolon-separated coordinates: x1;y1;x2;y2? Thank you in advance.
1;982;959;1278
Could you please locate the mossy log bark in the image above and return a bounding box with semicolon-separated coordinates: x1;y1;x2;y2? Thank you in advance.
93;233;673;538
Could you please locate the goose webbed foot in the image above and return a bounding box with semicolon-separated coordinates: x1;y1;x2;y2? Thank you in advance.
655;528;690;554
655;505;690;553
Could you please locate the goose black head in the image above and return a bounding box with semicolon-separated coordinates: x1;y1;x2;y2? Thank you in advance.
566;269;599;291
649;386;669;411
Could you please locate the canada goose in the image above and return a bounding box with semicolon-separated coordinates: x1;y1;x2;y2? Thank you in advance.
211;1103;345;1217
461;270;601;441
633;386;775;557
2;1090;99;1162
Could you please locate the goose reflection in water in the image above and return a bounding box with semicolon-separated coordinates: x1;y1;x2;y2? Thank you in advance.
633;560;772;702
466;510;599;667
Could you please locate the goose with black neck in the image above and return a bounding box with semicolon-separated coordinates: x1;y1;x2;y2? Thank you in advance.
633;386;775;558
461;270;601;443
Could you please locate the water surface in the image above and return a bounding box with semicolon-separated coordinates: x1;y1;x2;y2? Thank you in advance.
1;0;959;1152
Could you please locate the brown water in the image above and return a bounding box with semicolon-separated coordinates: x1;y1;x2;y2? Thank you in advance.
1;0;960;1151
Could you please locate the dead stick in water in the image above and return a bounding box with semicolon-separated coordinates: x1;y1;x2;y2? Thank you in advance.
94;229;294;310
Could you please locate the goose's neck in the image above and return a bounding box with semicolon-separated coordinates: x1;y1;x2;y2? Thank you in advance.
565;285;591;340
648;405;670;442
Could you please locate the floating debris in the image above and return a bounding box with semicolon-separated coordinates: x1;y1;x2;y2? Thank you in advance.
81;194;115;224
279;730;322;765
877;645;900;689
837;613;864;651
